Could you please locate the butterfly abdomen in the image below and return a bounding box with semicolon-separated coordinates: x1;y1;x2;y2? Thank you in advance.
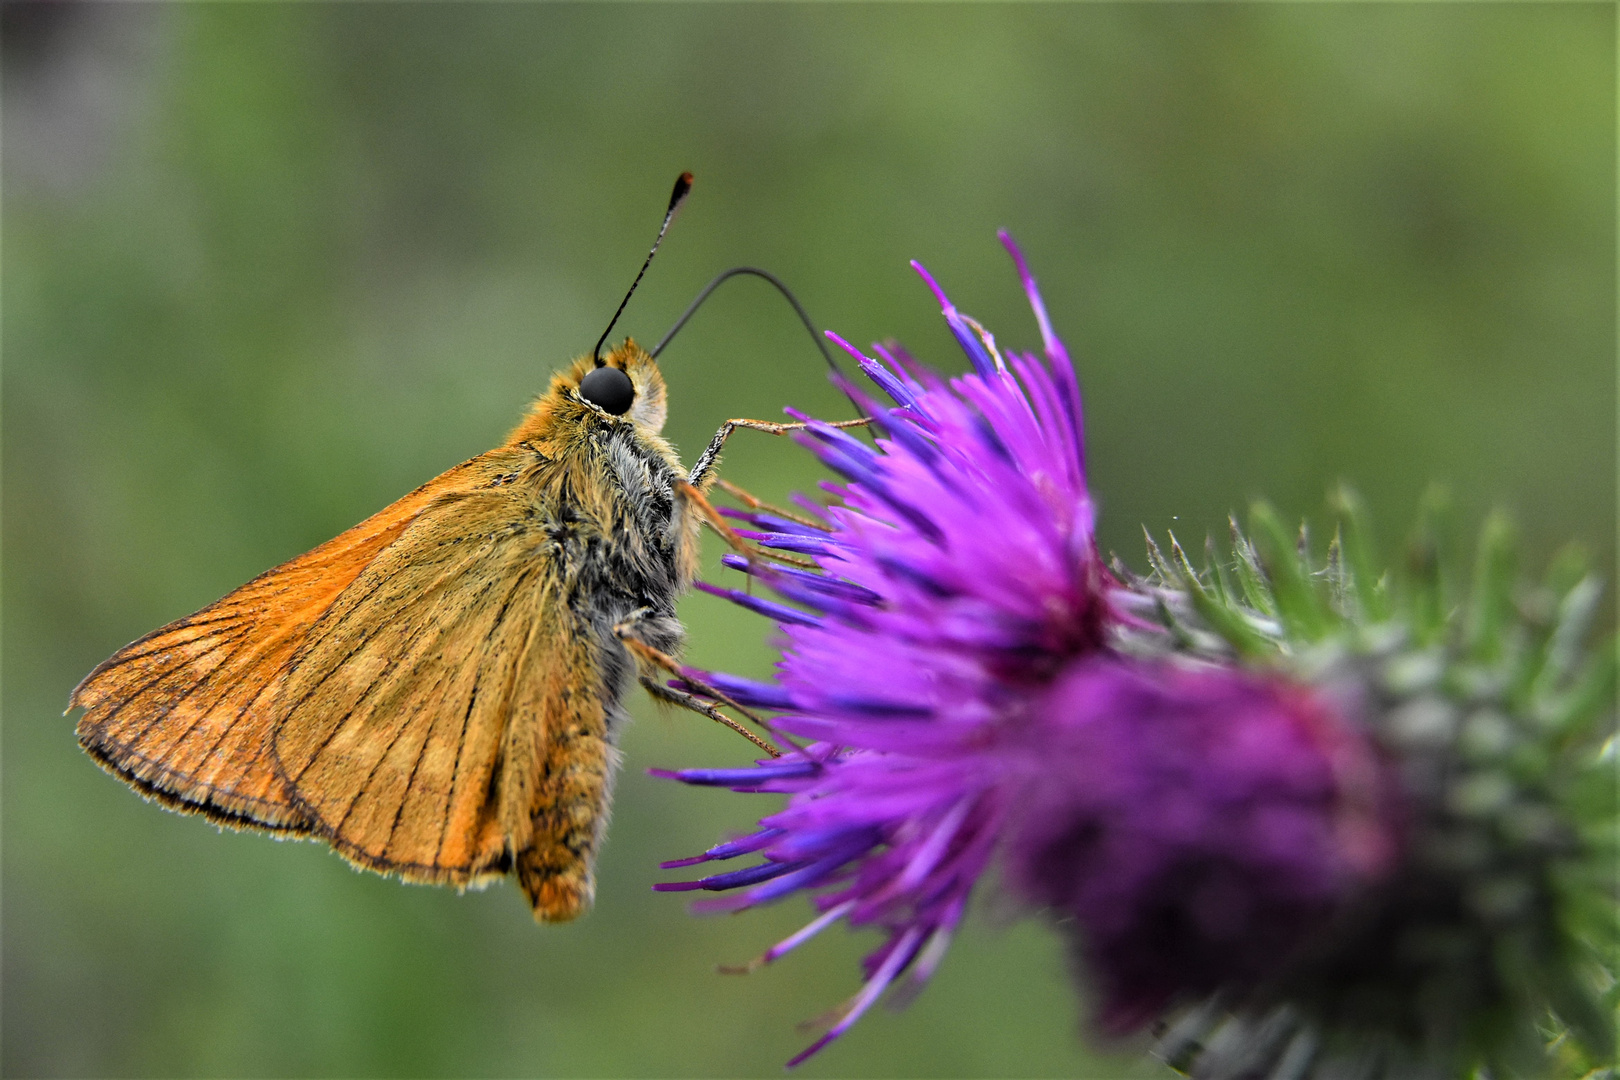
507;411;695;922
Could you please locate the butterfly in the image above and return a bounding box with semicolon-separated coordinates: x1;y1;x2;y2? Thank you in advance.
68;174;853;922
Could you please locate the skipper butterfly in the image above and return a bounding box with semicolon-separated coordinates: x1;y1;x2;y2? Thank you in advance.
70;174;855;922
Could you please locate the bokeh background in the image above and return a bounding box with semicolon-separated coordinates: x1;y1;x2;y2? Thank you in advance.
4;4;1613;1077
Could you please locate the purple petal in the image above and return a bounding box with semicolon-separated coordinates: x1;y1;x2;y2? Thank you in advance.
761;899;859;964
694;582;822;626
654;859;799;893
649;760;820;787
732;530;842;555
909;261;997;377
719;507;828;537
676;670;795;710
659;828;786;869
859;356;917;408
786;927;926;1068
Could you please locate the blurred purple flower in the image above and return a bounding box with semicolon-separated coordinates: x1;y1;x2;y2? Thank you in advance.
653;236;1395;1066
1006;660;1396;1036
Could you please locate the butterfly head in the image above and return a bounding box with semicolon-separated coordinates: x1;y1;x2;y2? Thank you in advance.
570;340;668;433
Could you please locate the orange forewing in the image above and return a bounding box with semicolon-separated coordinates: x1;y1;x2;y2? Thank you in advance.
69;456;493;832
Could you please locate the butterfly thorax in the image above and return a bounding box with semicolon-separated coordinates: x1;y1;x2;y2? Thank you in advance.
505;341;700;637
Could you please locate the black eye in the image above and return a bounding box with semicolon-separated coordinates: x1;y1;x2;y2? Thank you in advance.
579;366;635;415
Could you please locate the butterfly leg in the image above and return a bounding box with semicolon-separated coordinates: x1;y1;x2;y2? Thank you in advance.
613;611;783;758
714;477;830;533
637;678;782;760
674;480;817;571
687;416;871;488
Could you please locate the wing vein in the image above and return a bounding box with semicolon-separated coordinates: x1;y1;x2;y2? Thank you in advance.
117;628;275;758
331;661;452;838
276;537;491;734
431;565;537;867
88;632;255;748
81;613;250;676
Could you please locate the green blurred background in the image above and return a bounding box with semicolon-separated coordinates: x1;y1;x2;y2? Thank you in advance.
4;4;1613;1077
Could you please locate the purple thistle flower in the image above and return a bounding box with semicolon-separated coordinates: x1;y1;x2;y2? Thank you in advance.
1005;661;1396;1036
653;236;1400;1066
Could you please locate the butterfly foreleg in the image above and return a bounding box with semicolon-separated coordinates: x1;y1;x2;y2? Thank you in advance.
637;677;783;760
714;477;831;534
686;417;871;489
673;480;818;571
613;609;782;758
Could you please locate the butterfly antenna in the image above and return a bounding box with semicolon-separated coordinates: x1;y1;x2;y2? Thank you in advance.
653;266;862;419
593;172;693;367
650;267;831;372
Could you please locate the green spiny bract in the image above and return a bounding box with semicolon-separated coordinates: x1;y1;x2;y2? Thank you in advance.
1116;487;1616;1080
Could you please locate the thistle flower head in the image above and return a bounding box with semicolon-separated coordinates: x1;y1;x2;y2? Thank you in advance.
655;240;1615;1077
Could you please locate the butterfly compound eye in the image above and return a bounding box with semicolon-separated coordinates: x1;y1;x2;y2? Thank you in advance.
579;365;635;415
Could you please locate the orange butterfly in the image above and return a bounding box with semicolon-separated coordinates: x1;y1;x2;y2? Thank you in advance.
69;175;846;922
